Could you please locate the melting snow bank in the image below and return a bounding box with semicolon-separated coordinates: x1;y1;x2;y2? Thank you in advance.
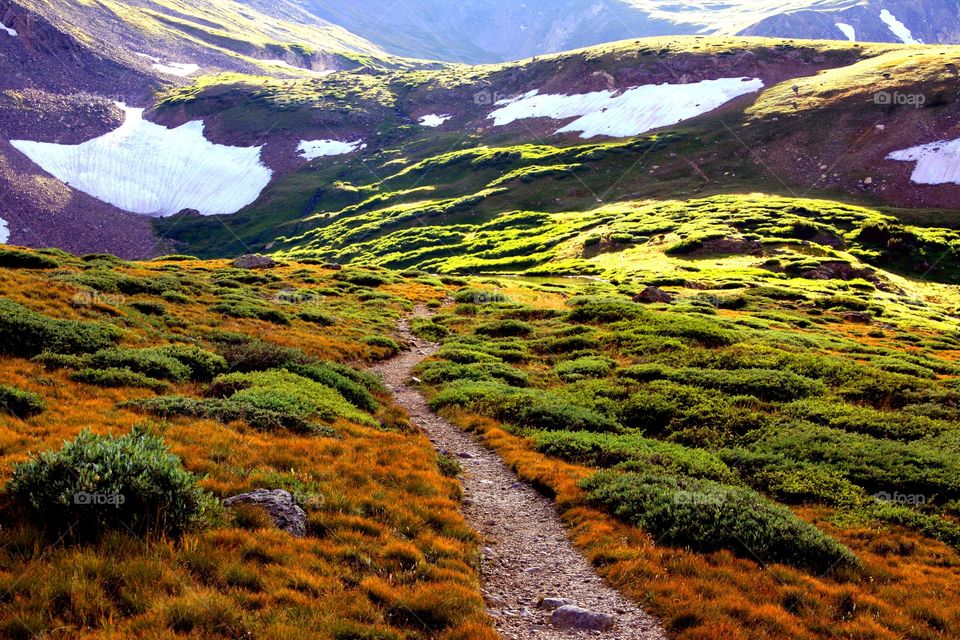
10;104;272;217
419;114;452;127
0;20;15;36
879;9;922;44
297;139;366;160
153;62;200;77
888;139;960;185
488;77;764;138
836;23;856;42
0;218;8;244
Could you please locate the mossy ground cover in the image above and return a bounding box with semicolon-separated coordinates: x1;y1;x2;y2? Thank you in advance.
413;269;960;639
0;252;495;639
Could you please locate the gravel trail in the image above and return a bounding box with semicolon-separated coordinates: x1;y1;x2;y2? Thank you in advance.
371;310;667;640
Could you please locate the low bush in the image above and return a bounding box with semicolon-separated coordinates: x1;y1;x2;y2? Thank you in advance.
418;361;528;387
430;381;620;432
7;428;218;539
363;335;400;357
129;300;167;316
0;249;60;269
555;356;616;381
89;349;192;382
0;299;120;357
475;319;535;338
71;368;169;392
287;362;378;412
209;301;291;325
534;431;735;482
217;340;311;373
581;470;859;572
0;385;45;418
124;396;320;434
297;309;337;326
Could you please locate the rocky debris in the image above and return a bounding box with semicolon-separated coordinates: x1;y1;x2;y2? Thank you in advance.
538;597;575;610
843;312;872;324
322;262;343;270
551;605;616;631
371;309;666;640
799;260;877;283
633;286;673;304
224;489;306;537
233;254;277;270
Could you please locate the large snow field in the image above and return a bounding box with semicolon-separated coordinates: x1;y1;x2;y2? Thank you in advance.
488;77;764;138
888;139;960;185
0;218;9;244
879;9;922;44
297;139;366;160
11;104;273;217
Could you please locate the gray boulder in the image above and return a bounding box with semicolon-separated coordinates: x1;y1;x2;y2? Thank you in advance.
224;489;306;537
551;605;616;631
634;285;673;304
233;254;277;270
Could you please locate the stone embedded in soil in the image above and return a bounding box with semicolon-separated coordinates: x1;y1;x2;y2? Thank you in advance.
232;254;277;269
551;605;616;631
539;597;575;610
224;489;306;537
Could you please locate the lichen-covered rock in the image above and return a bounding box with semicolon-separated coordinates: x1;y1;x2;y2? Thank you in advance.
233;254;277;270
224;489;306;537
551;605;616;631
634;286;673;304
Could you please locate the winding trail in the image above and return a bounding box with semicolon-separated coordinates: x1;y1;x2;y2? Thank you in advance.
372;309;666;639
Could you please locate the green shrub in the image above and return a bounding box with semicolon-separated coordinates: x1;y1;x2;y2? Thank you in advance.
209;301;291;325
333;269;394;287
0;249;60;269
211;370;376;427
0;299;120;357
7;428;218;539
89;349;191;382
566;298;644;323
555;356;616;381
124;396;320;434
418;361;528;387
156;346;228;382
161;290;191;304
129;300;167;316
363;335;400;357
217;340;310;373
581;470;858;572
70;368;170;392
534;431;734;482
0;385;45;418
410;317;449;341
287;362;378;412
32;352;87;370
475;319;535;338
297;309;337;326
781;399;948;441
453;289;508;304
430;381;620;432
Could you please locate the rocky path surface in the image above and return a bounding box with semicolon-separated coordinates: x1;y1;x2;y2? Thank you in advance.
371;310;666;640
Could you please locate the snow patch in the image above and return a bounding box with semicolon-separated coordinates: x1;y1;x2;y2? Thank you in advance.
10;104;272;217
835;23;856;42
879;9;922;44
0;218;8;244
153;62;200;77
0;20;16;36
488;77;764;139
888;138;960;185
419;114;452;127
297;139;366;160
262;59;334;76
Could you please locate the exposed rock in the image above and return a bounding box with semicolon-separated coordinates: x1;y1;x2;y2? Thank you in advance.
538;597;575;610
233;254;277;270
691;236;764;257
224;489;306;537
843;312;872;324
322;262;343;271
551;605;616;631
633;286;673;304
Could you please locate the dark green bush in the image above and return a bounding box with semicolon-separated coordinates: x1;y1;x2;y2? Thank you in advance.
581;470;858;572
124;396;322;435
70;368;170;392
7;428;218;538
89;349;191;382
534;431;734;482
209;301;291;325
0;249;60;269
555;356;616;381
156;346;228;382
297;309;337;326
0;385;45;418
0;299;120;357
130;300;167;316
475;319;535;338
217;340;310;373
418;361;528;387
363;335;400;357
430;381;620;432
